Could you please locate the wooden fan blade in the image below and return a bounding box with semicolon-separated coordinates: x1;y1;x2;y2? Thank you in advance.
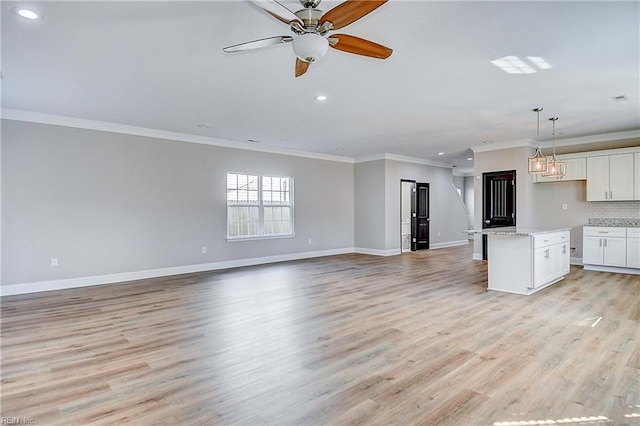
320;0;387;30
329;34;392;59
250;0;302;25
295;58;310;77
223;36;293;53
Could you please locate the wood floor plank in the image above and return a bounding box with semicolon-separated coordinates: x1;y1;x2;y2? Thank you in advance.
1;243;638;425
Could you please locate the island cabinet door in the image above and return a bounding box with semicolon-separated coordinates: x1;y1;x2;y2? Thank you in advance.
551;242;570;276
533;247;554;288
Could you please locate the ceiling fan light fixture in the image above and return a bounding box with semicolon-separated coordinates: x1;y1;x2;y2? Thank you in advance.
293;33;329;63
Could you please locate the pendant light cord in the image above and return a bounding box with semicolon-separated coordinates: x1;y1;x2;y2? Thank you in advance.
549;117;558;160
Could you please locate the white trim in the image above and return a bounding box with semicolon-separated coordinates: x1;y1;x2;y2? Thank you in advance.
0;247;355;297
354;247;401;256
355;153;452;168
0;109;354;164
570;257;583;265
583;264;640;275
430;240;470;249
555;146;640;160
471;130;640;154
472;252;484;261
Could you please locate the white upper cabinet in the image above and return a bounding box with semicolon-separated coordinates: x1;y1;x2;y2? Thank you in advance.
535;157;586;183
586;153;634;201
635;152;640;200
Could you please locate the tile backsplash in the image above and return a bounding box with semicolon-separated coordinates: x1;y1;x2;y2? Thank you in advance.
590;201;640;219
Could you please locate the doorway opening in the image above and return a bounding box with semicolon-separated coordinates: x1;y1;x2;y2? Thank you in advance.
400;180;430;252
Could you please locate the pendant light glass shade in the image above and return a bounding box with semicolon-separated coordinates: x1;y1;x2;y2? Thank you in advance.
528;107;548;174
542;117;566;178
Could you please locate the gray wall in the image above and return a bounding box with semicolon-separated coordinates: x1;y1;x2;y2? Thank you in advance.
354;160;386;250
472;146;593;259
384;160;469;251
2;120;355;286
464;175;474;229
354;159;469;253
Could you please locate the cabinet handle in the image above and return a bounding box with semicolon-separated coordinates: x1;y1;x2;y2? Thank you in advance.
545;249;550;259
562;245;566;254
605;191;608;200
610;191;613;199
599;238;602;247
604;238;607;248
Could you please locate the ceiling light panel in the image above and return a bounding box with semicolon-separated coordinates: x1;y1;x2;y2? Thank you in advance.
491;56;551;74
526;56;552;70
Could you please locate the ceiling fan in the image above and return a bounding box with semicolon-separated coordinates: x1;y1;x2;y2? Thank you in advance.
223;0;393;77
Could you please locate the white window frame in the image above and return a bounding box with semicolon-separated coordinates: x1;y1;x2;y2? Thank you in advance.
226;172;294;241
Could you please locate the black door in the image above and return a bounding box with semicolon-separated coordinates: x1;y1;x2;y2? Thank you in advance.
413;182;430;251
482;170;516;259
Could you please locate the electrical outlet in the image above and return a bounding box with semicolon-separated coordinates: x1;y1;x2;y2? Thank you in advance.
201;246;207;254
51;258;58;267
562;203;568;210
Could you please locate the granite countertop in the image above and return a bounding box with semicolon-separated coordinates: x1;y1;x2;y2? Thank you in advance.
466;227;571;236
587;218;640;228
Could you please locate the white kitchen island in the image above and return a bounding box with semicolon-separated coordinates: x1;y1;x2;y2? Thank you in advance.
470;227;571;295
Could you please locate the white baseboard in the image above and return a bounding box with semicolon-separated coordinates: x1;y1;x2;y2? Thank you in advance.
570;257;583;265
0;247;355;297
354;247;401;256
472;253;483;260
430;240;470;250
583;264;640;275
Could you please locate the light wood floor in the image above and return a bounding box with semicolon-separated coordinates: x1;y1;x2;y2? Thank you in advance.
1;243;638;425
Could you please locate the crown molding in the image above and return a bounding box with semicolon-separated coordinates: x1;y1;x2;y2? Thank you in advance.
471;129;640;153
355;153;452;168
0;109;355;164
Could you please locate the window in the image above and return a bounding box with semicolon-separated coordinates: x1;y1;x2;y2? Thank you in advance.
226;173;293;240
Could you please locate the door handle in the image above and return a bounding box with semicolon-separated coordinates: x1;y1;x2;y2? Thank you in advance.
427;218;430;222
485;220;490;224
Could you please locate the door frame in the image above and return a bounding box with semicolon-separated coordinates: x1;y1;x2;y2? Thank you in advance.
415;182;430;251
400;180;416;253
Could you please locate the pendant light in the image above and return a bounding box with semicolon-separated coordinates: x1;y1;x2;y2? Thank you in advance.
542;117;566;177
528;107;548;174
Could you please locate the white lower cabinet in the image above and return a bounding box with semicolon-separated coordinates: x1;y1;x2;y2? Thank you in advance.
487;229;571;295
532;232;570;289
583;226;639;271
627;228;640;268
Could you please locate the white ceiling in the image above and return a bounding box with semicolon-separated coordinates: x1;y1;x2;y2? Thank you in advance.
2;1;639;172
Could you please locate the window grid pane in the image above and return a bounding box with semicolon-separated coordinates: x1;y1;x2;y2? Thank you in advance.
227;174;293;239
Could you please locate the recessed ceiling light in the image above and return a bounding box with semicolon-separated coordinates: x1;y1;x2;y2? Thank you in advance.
198;124;210;129
467;157;473;161
482;140;493;144
438;152;445;156
15;8;39;20
612;95;628;102
314;95;327;101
